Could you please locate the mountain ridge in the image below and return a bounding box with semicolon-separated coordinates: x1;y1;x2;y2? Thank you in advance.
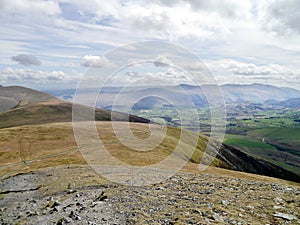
43;83;300;109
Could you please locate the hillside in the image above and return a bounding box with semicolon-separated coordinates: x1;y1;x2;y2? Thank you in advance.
0;122;299;182
0;85;299;182
0;100;150;129
0;85;57;112
1;86;300;224
0;122;299;224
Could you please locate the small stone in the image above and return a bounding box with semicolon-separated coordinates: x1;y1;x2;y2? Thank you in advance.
53;206;62;212
274;197;284;205
75;216;81;221
94;192;107;201
56;218;64;225
212;213;224;222
247;205;254;209
273;212;298;221
192;209;201;214
49;201;60;208
222;200;229;206
204;218;211;224
67;189;76;194
27;198;37;203
26;211;37;217
156;186;165;190
56;217;72;225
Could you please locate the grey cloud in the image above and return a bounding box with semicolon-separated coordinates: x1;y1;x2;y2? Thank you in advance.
11;54;41;66
158;0;251;18
260;0;300;35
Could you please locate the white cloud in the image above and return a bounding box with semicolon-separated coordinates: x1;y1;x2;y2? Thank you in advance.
0;0;61;17
207;59;300;89
208;59;297;76
0;67;82;84
0;0;61;26
81;55;113;68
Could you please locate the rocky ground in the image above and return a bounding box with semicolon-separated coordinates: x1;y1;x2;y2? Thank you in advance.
0;166;299;225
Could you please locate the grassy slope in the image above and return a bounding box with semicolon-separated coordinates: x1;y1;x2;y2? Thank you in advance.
0;122;223;176
1;122;299;185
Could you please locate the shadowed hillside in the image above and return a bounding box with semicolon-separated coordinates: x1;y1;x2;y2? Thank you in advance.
0;100;150;129
0;85;57;112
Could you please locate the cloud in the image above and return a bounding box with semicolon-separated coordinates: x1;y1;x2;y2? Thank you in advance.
81;55;113;68
207;59;300;89
0;67;82;84
159;0;252;19
11;54;41;66
60;62;77;68
0;0;61;18
154;55;172;67
259;0;300;35
1;0;300;90
209;59;297;76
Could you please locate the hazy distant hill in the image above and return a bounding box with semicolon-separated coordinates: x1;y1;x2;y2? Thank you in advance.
45;83;300;109
0;85;57;112
265;97;300;108
221;83;300;103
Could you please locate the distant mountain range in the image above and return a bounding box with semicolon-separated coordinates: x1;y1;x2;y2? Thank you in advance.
221;83;300;103
44;83;300;109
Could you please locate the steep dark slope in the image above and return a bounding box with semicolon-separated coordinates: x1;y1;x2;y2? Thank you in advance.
217;144;300;182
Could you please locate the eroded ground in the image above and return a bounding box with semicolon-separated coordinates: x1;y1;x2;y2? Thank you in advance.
1;165;299;225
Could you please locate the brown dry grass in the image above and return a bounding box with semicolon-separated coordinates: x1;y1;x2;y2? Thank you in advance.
0;122;298;188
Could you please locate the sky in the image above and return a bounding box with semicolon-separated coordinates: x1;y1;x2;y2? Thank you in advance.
0;0;300;90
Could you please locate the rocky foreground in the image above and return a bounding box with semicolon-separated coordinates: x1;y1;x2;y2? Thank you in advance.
0;166;299;225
